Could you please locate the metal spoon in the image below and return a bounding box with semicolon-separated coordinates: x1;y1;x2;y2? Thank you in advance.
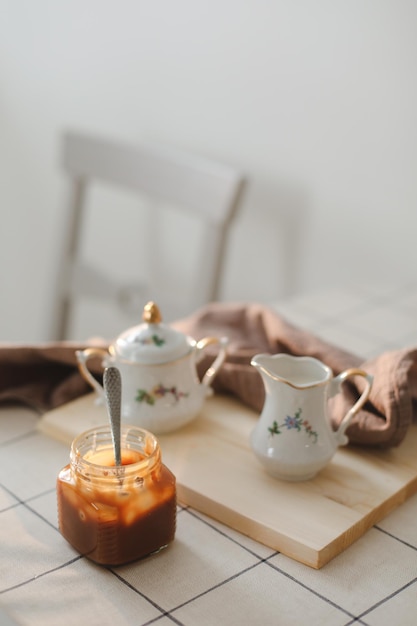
103;366;122;467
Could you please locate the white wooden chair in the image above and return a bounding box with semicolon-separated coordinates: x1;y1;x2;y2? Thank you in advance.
49;130;246;340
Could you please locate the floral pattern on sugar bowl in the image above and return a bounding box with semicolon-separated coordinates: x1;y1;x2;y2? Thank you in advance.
135;384;189;406
138;334;166;347
76;301;228;434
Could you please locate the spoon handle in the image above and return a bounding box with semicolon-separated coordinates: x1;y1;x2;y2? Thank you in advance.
103;366;122;466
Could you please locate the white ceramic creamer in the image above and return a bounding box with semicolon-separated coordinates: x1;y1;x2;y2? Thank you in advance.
250;354;373;481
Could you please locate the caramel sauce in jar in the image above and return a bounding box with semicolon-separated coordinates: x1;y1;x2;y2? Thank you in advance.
57;426;176;566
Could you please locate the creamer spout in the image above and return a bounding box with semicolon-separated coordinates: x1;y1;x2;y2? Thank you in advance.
250;353;273;374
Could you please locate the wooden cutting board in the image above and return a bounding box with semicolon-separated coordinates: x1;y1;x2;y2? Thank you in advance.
38;393;417;569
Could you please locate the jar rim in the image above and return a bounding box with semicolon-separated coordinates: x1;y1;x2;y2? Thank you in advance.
70;425;161;476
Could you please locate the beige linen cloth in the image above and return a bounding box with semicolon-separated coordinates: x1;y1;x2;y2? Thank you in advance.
0;302;416;448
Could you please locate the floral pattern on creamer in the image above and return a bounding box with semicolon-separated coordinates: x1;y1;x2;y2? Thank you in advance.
268;408;318;443
135;385;189;406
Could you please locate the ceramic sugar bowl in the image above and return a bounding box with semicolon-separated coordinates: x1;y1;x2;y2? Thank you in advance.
76;302;228;434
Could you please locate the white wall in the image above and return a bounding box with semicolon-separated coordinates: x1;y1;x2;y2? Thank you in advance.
1;1;416;341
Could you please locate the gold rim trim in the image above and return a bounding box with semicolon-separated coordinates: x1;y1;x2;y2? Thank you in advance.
254;364;331;389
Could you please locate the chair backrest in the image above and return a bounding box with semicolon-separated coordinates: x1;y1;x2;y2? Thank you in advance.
49;130;246;340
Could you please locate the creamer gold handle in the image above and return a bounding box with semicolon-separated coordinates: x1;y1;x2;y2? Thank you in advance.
196;336;228;387
76;347;109;400
331;367;373;445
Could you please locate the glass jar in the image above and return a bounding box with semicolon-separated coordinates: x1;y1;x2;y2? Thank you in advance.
57;425;176;566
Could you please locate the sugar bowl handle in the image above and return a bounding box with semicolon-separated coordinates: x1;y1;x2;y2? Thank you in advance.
76;347;109;400
196;337;228;387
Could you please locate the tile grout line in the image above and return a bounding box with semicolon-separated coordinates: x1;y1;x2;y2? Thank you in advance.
109;569;176;622
185;507;277;560
0;556;83;595
355;576;417;622
0;482;60;532
140;560;267;625
0;427;39;449
264;559;358;622
374;525;417;551
110;508;273;625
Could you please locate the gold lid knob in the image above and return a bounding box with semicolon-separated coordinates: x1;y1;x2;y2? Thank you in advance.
142;301;162;324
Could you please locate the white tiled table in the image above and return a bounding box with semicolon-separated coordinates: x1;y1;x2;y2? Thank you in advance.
1;283;417;626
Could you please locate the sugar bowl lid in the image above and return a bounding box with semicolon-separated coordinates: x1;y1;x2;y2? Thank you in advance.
113;302;190;364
